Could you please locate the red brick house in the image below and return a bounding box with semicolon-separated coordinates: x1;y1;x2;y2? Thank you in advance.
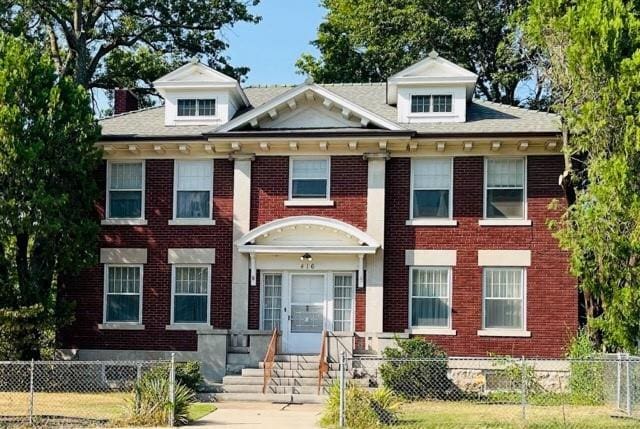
59;53;577;385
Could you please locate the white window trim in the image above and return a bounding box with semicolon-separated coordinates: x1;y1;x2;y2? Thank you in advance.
481;157;530;226
168;264;212;328
409;157;454;222
101;264;144;328
176;98;219;120
407;266;456;334
288;156;331;202
478;266;530;337
104;160;146;223
171;159;215;225
260;271;284;331
408;93;455;116
331;272;356;333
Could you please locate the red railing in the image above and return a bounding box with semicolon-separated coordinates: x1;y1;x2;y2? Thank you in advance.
317;329;329;394
262;328;279;394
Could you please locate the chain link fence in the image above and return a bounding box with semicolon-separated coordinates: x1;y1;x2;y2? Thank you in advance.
0;357;176;427
334;354;640;428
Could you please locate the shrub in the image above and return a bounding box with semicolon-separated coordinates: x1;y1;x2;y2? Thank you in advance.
117;369;196;426
379;337;453;400
142;360;203;392
320;382;401;429
567;330;605;405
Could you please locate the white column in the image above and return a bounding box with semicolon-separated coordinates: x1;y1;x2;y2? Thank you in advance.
231;155;253;330
365;154;386;333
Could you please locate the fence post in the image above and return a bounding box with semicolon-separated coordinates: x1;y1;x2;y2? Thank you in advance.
339;351;346;428
617;352;622;410
626;354;632;416
28;359;34;425
520;356;527;423
169;353;176;427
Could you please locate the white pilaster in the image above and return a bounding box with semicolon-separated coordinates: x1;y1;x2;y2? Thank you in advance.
231;156;252;330
365;155;386;333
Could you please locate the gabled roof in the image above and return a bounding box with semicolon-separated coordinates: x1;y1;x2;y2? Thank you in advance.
387;51;478;103
153;60;250;106
212;83;405;133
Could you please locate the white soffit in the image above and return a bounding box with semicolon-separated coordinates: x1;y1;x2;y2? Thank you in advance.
213;84;405;132
477;250;531;267
168;248;216;265
405;250;457;266
100;248;147;264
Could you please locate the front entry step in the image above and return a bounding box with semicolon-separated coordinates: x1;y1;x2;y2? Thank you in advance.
214;392;326;404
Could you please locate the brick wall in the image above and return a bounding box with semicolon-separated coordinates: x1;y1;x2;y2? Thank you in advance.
60;159;234;351
384;155;578;358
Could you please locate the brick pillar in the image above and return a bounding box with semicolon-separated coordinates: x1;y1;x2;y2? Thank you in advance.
114;89;139;114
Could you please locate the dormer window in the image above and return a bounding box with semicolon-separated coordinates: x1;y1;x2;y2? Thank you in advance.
410;95;453;114
177;99;216;117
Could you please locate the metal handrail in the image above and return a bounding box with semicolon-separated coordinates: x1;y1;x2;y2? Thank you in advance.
262;328;279;394
318;329;329;394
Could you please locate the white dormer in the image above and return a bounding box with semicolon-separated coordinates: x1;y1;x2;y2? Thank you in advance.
387;51;478;123
153;60;249;126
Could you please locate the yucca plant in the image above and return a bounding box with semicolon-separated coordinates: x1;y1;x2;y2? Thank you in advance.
117;370;196;426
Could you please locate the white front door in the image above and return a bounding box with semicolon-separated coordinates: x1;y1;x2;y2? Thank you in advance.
285;273;326;353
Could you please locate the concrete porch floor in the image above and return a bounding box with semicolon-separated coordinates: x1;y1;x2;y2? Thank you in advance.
185;401;323;428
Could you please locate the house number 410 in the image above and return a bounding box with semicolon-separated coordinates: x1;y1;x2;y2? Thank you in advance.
300;263;315;269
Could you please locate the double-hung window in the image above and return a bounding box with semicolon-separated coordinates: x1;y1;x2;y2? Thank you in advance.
107;161;144;219
410;267;451;328
411;158;452;219
485;158;526;219
177;99;216;117
262;273;282;331
410;95;453;113
172;265;210;324
483;268;524;330
289;158;330;199
174;160;213;220
104;265;143;324
333;274;354;332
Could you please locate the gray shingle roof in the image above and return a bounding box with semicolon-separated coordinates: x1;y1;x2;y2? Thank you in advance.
99;82;560;139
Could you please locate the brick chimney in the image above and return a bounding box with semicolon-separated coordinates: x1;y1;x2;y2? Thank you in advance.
114;89;139;114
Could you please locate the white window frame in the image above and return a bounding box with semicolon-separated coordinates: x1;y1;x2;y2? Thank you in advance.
103;160;146;225
170;264;211;327
407;158;456;226
260;271;284;331
479;267;530;337
480;157;531;226
101;264;144;328
408;93;455;116
408;266;454;333
170;159;215;226
286;156;333;206
176;98;218;119
331;272;356;333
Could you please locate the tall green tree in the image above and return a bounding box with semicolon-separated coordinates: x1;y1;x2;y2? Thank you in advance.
525;0;640;351
296;0;541;106
0;1;260;98
0;34;101;359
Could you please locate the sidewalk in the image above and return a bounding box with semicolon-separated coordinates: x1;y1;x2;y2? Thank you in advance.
186;401;323;428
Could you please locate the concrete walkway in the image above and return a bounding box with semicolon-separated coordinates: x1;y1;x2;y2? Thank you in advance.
186;401;323;428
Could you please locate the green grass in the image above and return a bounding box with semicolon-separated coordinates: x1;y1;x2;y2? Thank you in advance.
187;402;216;421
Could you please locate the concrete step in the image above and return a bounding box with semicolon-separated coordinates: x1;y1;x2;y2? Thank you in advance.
274;354;321;363
223;384;331;395
223;375;367;387
213;392;326;404
258;361;340;370
242;368;340;378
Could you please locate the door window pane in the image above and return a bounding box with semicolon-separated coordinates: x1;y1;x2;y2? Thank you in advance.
108;162;143;218
263;273;282;331
333;274;354;332
106;266;141;323
412;158;451;218
173;266;209;323
175;160;213;219
291;159;329;198
411;267;450;327
484;268;524;329
486;159;525;219
290;275;324;333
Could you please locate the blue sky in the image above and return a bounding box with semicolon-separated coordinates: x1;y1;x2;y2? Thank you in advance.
224;1;325;85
